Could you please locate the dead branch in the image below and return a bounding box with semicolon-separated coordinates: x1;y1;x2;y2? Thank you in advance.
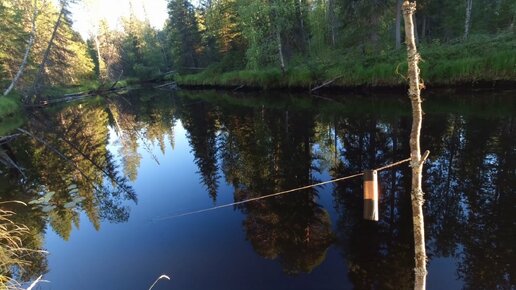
310;75;343;93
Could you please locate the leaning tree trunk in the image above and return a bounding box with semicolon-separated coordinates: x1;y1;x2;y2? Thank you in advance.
3;1;38;96
32;4;65;95
402;1;428;290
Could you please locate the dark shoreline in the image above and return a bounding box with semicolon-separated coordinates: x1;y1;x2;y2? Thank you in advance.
175;79;516;95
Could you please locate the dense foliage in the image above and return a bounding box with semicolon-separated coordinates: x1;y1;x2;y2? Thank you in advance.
165;0;515;86
0;0;514;95
0;0;94;95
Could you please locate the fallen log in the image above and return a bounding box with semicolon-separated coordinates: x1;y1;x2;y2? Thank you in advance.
0;134;21;145
310;75;343;93
24;86;128;108
233;85;244;92
153;82;177;90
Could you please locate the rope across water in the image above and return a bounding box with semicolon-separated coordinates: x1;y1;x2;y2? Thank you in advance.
152;157;412;221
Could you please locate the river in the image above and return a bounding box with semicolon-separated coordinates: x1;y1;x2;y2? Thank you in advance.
0;89;514;290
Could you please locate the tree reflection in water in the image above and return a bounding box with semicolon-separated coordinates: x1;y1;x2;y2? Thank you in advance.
0;90;513;289
0;102;138;280
179;91;514;288
219;104;334;274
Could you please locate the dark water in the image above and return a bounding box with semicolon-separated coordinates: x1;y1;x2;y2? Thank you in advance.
0;89;514;290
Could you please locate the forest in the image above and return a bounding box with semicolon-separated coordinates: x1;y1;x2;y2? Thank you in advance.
0;1;514;288
0;0;515;109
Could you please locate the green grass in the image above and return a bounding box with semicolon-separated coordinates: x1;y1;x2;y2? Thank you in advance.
0;205;32;289
176;33;516;89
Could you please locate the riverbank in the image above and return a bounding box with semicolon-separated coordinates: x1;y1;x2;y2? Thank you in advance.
174;34;516;91
177;89;516;118
2;34;514;120
0;79;129;121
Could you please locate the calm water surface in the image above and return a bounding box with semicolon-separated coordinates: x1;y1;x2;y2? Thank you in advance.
0;89;514;290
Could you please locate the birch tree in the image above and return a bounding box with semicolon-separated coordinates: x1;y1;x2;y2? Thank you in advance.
82;0;107;80
402;1;429;289
464;0;473;40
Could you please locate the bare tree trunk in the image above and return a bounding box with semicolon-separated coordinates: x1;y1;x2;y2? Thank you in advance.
157;34;170;69
296;0;308;49
464;0;473;40
32;4;65;94
395;0;402;50
93;34;104;80
3;1;38;96
276;29;285;73
328;0;336;47
402;2;428;290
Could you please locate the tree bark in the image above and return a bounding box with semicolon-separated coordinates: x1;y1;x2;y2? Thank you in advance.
395;0;402;50
32;3;65;94
3;1;38;96
464;0;473;40
276;29;285;73
402;1;428;290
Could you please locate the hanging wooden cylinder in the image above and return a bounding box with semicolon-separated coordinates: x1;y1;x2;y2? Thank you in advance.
363;170;379;221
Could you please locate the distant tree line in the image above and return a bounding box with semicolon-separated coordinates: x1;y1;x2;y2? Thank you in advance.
1;0;514;93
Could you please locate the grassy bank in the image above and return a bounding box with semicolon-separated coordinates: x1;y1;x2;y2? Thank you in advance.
175;34;516;90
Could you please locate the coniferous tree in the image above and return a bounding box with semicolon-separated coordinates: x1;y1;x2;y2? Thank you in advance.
166;0;202;72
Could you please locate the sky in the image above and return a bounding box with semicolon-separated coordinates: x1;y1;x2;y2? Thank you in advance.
69;0;169;39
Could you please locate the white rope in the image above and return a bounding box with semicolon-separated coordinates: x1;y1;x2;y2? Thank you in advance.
148;275;171;290
152;158;411;221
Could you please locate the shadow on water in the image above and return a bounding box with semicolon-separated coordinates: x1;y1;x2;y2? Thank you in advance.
0;89;514;289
